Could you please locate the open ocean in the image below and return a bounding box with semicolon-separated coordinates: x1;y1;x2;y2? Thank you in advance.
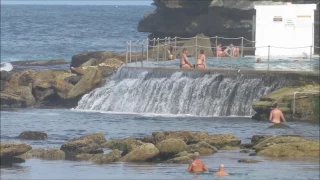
0;5;154;62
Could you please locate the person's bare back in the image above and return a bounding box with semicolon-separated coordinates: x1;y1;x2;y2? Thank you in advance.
269;103;286;123
186;152;208;173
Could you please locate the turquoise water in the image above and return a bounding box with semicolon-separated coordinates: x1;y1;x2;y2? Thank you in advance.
128;57;320;72
1;109;319;179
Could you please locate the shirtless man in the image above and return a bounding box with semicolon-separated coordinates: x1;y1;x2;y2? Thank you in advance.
180;48;193;69
269;103;286;123
214;164;229;176
186;152;209;173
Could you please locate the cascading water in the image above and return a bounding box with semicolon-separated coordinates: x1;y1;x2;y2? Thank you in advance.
76;67;285;116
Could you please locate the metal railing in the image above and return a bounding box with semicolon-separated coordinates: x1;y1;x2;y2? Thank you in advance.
125;36;320;72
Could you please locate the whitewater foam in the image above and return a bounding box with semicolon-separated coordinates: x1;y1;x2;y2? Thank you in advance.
0;62;13;72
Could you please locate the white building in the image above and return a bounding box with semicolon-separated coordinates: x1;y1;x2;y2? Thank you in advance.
254;3;317;57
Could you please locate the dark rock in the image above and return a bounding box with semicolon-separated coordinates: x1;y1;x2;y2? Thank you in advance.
64;75;82;85
239;149;251;153
0;142;32;165
0;80;5;91
240;143;254;149
18;131;48;140
67;68;103;99
186;141;217;155
268;123;291;129
19;148;65;160
60;133;106;159
71;51;116;68
166;156;192;164
0;70;10;81
120;143;159;162
76;149;121;164
238;158;262;163
156;138;187;159
249;152;257;156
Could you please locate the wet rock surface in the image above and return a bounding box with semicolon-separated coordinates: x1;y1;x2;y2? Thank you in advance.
18;131;48;140
0;142;32;165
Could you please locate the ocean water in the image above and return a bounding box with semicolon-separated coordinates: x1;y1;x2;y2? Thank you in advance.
0;5;154;62
0;109;319;180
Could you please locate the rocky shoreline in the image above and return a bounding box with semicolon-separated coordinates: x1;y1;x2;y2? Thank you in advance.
1;130;319;166
0;51;126;109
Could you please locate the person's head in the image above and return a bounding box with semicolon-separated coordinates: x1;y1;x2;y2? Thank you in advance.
257;58;262;63
193;152;200;160
229;44;234;47
182;48;188;54
219;164;225;171
200;49;204;54
273;103;279;108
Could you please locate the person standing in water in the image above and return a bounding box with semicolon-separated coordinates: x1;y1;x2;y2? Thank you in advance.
214;164;229;176
186;152;209;173
269;103;287;123
195;49;206;69
180;48;193;69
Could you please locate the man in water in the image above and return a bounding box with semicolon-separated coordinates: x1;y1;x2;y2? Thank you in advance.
186;152;209;173
214;164;229;176
256;58;263;63
269;103;286;123
180;48;193;69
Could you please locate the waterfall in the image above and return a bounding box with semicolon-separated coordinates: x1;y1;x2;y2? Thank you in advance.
76;67;285;116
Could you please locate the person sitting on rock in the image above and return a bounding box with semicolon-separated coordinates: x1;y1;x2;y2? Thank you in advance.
186;152;209;173
269;103;287;124
214;164;229;176
180;48;193;69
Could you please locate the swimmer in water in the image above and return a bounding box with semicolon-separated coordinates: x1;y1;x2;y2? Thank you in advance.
269;103;286;124
186;152;209;173
214;164;229;176
256;58;263;63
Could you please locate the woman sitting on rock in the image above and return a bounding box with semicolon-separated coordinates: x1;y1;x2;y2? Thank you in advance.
196;49;206;69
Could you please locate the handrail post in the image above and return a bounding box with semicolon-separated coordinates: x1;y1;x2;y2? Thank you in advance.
310;45;312;71
146;38;149;62
174;36;177;59
125;42;128;67
135;44;138;64
268;45;270;72
195;35;198;59
215;36;218;57
157;38;159;62
129;41;132;63
141;44;144;67
241;37;244;57
152;38;156;60
164;37;167;61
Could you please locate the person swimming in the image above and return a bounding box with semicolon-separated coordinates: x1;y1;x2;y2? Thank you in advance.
180;48;193;69
214;164;229;176
269;103;287;124
217;43;231;57
195;49;206;69
186;152;209;173
256;58;263;63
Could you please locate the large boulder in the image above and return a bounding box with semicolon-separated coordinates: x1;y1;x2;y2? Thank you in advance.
151;131;193;144
19;148;65;160
76;149;121;164
166;156;193;164
64;75;82;85
71;51;118;69
67;68;103;99
0;70;10;81
186;132;241;149
103;138;144;156
251;134;301;145
18;131;48;140
156;138;187;158
254;136;320;157
186;141;217;155
0;142;32;165
120;143;159;162
60;133;106;158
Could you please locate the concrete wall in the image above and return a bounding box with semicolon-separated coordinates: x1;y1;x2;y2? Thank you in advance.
255;3;317;57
